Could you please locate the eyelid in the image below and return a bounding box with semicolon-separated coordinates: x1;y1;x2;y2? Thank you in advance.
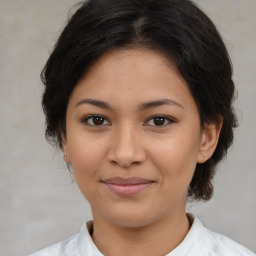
81;114;175;127
81;114;111;126
144;115;176;127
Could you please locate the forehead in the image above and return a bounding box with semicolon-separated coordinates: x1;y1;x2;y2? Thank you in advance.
69;48;196;111
84;47;178;81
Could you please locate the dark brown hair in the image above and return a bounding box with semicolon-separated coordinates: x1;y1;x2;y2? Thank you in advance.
41;0;238;201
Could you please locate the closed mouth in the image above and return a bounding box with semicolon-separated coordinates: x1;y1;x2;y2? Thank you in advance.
101;176;155;196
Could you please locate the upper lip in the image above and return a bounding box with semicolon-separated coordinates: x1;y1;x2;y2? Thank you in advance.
102;177;154;185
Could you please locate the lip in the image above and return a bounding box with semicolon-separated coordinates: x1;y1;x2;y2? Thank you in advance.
102;177;155;196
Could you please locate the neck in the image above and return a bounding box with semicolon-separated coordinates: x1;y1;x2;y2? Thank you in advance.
91;211;191;256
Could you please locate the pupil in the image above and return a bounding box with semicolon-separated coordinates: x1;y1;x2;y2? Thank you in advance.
154;117;165;126
93;117;104;125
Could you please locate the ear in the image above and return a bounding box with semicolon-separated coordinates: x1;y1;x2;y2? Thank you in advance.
62;133;71;163
197;118;223;163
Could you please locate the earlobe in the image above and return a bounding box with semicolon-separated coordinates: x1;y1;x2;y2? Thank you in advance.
63;153;70;163
197;118;223;164
62;134;71;163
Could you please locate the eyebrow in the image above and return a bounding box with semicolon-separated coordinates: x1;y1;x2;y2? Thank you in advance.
139;99;184;110
75;98;184;110
76;98;114;110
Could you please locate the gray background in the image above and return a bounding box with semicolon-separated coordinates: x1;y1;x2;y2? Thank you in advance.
0;0;255;255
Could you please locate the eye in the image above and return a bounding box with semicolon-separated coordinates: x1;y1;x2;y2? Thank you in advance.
145;115;174;127
82;115;110;126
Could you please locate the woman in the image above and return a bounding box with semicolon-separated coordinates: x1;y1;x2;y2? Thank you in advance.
30;0;255;255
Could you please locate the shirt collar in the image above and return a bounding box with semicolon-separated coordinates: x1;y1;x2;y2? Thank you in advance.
76;215;209;256
166;215;210;256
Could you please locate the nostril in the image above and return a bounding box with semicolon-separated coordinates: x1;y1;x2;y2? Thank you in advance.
110;159;140;168
107;136;146;167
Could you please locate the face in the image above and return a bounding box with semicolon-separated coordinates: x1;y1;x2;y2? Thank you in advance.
63;48;209;228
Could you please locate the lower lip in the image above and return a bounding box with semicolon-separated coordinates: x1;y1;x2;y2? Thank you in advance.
103;183;153;196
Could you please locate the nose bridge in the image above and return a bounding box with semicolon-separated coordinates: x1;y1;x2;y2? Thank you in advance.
109;121;145;167
117;122;137;150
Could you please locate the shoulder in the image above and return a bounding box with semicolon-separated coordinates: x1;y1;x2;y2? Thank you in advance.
197;218;255;256
28;233;79;256
28;221;102;256
206;229;255;255
171;216;255;256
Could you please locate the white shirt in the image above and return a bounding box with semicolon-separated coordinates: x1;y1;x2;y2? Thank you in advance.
29;217;255;256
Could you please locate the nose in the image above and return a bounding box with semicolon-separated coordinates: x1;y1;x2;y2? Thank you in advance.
107;123;146;168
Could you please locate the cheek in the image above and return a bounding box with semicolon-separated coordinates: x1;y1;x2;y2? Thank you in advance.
68;135;109;204
68;134;107;181
150;128;201;183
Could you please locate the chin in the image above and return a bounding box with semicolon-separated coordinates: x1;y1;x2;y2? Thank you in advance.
103;206;159;229
110;216;151;229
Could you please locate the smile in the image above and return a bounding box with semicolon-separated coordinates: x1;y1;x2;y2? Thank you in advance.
101;177;155;196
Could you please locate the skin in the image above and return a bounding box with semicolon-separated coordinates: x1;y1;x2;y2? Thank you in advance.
62;48;221;256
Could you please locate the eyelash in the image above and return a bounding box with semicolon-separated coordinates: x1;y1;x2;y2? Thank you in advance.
81;115;175;127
